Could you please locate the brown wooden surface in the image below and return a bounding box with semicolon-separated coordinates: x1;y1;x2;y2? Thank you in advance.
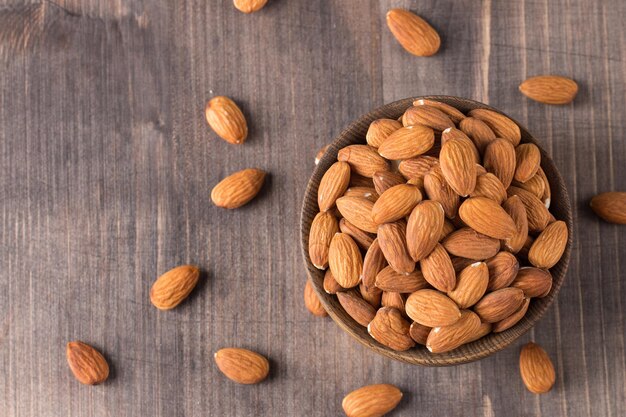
0;0;624;416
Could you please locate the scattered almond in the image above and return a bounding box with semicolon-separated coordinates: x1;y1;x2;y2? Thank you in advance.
590;192;626;224
519;342;556;394
150;265;200;310
342;384;403;417
211;168;266;209
304;279;327;317
205;96;248;144
233;0;268;13
519;75;578;105
66;341;109;385
386;8;440;56
214;348;269;384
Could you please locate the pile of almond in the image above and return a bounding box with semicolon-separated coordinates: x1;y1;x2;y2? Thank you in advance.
309;99;569;353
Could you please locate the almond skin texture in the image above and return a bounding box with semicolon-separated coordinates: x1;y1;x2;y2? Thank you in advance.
344;187;379;203
409;322;432;345
519;75;578;105
339;218;375;251
360;282;382;308
366;119;402;148
349;173;375;188
420;243;456;292
426;310;482;353
211;169;266;209
441;128;481;163
402;105;454;131
337;289;377;327
361;239;387;289
407;200;445;261
493;297;530;333
513;174;545;199
367;307;415;351
372;184;422;224
373;170;405;195
233;0;268;13
486;251;520;291
150;265;200;310
398;155;439;181
338;145;390;178
528;220;568;268
466;321;493;343
459;117;496;153
405;289;461;327
590;192;626;224
214;348;269;384
424;165;460;219
323;269;344;294
318;161;351;211
473;287;525;323
304;280;327;317
386;9;440;56
469;108;521;146
537;166;552;207
502;195;529;253
66;341;109;385
514;143;541;183
458;197;517;240
512;267;553;298
442;227;500;260
507;186;552;232
342;384;403;417
447;262;489;308
381;291;405;312
378;125;435;160
440;138;477;197
336;196;378;233
377;221;415;274
309;211;339;269
483;138;516;189
375;266;429;293
205;96;248;144
470;173;507;204
328;233;363;288
519;342;556;394
413;99;466;124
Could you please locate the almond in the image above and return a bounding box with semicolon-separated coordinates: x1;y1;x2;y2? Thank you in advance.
426;310;482;353
342;384;403;417
378;125;435;160
328;233;363;288
459;117;496;153
66;341;109;385
349;173;376;188
205;96;248;144
536;166;552;208
386;8;440;56
336;196;378;233
377;221;415;274
339;218;375;250
304;279;327;317
361;238;387;289
513;173;545;200
372;184;422;224
338;145;390;177
511;267;553;298
323;269;344;294
337;289;377;327
150;265;200;310
501;195;529;253
486;251;519;291
483;138;516;188
507;186;552;232
211;168;266;209
409;321;432;345
413;99;466;124
440;219;456;241
493;297;530;332
519;75;578;105
318;161;351;211
440;138;477;196
402;105;454;131
375;266;429;293
473;287;525;323
419;243;456;292
372;170;405;195
309;211;339;269
424;165;460;219
470;173;507;204
528;220;568;268
367;307;415;351
441;127;481;163
514;143;541;183
381;291;406;312
405;289;461;327
366;118;402;148
519;342;556;394
590;192;626;224
344;186;379;203
475;164;488;176
360;282;382;308
233;0;268;13
314;143;330;166
466;321;492;343
458;197;517;240
442;227;500;260
469;108;521;146
447;262;489;308
518;235;535;261
214;348;269;384
398;155;439;181
451;256;475;273
406;200;445;261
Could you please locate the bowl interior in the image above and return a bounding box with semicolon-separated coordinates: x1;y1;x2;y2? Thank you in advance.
300;96;573;366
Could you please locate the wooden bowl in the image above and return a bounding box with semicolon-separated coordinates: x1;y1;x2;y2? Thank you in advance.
300;96;573;366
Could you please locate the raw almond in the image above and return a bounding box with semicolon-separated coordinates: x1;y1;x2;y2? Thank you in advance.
342;384;403;417
451;256;475;273
493;297;530;332
518;235;535;261
378;125;435;160
440;138;477;196
233;0;268;13
409;322;431;345
473;287;525;323
205;96;248;144
375;266;429;293
458;197;517;240
486;251;519;291
420;243;456;292
367;307;415;351
318;161;351;211
309;211;339;269
366;118;402;148
459;117;496;153
339;218;375;250
377;221;415;274
470;173;507;204
413;99;466;124
519;342;556;394
328;233;363;288
441;127;481;163
361;238;387;289
407;200;445;261
440;219;456;241
466;321;492;343
536;166;552;207
511;267;553;298
349;173;376;188
336;196;378;233
373;170;405;195
381;291;406;312
386;8;440;56
519;75;578;105
150;265;200;310
405;289;461;327
426;310;482;353
344;186;379;203
314;143;330;166
501;195;529;253
590;192;626;224
337;289;377;327
469;108;521;146
66;341;109;385
528;220;568;268
514;143;541;183
372;184;422;224
360;282;382;308
442;227;500;260
483;138;516;189
447;262;489;308
424;165;460;219
513;173;545;200
338;145;390;177
398;155;439;181
323;269;344;294
304;279;327;317
214;348;269;384
211;168;266;209
507;186;552;232
402;105;454;131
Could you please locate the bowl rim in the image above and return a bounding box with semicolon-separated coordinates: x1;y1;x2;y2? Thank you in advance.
300;95;573;366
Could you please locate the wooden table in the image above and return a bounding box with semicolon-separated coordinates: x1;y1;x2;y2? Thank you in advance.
1;1;624;416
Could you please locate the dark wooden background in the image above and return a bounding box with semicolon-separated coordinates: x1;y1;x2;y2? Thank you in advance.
1;0;624;416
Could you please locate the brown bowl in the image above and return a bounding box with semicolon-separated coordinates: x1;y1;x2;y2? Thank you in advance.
300;96;573;366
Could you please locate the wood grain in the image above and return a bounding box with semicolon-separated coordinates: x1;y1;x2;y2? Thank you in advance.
0;0;624;416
